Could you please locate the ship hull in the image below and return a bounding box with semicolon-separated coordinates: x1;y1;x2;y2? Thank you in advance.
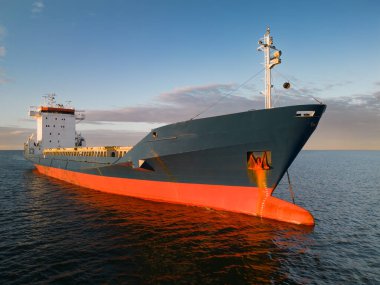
26;104;326;225
35;164;314;225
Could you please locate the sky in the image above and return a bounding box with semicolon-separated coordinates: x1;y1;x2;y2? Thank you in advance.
0;0;379;150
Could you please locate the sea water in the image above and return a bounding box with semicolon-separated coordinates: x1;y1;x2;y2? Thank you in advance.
0;150;379;284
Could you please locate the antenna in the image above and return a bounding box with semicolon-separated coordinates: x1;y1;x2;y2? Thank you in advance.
45;93;57;107
42;95;48;106
257;27;282;109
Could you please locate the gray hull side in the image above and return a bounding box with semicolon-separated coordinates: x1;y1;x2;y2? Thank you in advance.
25;104;326;189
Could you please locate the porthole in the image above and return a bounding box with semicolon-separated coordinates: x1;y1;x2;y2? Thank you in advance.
152;131;158;138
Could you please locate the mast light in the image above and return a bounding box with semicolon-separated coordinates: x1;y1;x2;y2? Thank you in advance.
273;50;282;58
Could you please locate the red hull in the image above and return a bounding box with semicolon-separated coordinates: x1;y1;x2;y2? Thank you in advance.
35;164;314;225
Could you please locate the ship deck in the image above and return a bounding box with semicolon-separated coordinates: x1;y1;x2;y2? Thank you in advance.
43;146;133;158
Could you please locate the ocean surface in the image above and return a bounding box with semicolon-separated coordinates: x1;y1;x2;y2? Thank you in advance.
0;150;379;284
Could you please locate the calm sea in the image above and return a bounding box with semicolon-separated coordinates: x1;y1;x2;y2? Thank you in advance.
0;150;379;284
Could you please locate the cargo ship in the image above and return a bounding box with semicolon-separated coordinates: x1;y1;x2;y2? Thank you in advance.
24;29;326;225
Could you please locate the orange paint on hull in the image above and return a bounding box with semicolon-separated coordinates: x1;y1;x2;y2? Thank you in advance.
35;164;314;226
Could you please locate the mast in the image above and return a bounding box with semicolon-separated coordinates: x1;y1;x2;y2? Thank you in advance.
258;27;282;109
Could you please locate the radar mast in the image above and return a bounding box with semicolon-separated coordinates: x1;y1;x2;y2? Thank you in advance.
258;27;282;109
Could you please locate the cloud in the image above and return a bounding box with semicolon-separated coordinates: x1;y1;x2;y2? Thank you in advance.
271;85;380;148
32;0;45;14
0;127;33;150
87;83;380;150
87;83;260;123
0;126;146;150
81;130;146;147
304;90;380;150
2;83;379;150
87;80;360;124
373;91;380;100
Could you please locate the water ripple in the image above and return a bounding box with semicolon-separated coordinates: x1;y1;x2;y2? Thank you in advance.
0;150;379;284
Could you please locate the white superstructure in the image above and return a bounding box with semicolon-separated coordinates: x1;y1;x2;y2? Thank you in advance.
25;94;85;155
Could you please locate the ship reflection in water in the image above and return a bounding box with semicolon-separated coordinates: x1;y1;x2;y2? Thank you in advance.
20;169;314;284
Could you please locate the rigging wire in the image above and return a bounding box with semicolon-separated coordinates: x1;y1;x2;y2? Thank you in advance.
189;68;264;120
272;86;282;107
273;70;324;104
